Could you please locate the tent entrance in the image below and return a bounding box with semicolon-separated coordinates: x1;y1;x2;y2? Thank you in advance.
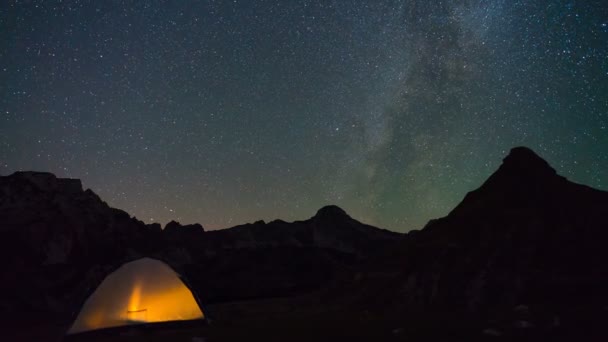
126;308;147;322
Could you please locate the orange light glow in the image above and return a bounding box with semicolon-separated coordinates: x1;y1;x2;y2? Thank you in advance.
127;281;142;312
68;258;204;334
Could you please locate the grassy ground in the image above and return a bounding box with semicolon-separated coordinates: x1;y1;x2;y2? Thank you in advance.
6;295;605;341
63;311;432;342
5;296;433;342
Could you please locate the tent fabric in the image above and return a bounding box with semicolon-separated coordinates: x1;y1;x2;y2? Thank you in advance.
67;258;204;334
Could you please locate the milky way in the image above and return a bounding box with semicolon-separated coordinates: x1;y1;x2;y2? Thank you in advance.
2;1;607;231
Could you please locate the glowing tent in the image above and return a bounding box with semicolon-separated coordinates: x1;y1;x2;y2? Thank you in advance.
67;258;205;335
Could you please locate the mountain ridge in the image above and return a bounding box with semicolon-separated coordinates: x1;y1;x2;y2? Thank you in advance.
2;146;608;340
0;170;401;318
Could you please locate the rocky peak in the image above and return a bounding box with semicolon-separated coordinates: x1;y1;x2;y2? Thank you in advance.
0;172;100;215
164;220;181;231
313;205;350;222
447;147;567;217
163;220;205;233
497;146;557;180
4;171;83;194
146;223;162;232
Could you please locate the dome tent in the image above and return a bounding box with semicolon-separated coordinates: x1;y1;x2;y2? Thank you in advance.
66;258;205;336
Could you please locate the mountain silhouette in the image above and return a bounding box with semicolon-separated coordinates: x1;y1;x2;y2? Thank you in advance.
0;171;399;321
2;147;607;340
448;146;604;218
348;147;608;337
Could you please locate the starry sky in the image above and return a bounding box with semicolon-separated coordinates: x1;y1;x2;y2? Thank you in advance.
2;1;607;231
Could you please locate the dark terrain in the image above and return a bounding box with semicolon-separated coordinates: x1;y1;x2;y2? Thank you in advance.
1;147;607;341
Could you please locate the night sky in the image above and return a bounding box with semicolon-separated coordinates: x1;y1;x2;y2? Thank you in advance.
2;1;607;231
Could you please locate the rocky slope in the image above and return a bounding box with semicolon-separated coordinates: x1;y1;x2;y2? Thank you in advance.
0;172;160;318
348;147;608;335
